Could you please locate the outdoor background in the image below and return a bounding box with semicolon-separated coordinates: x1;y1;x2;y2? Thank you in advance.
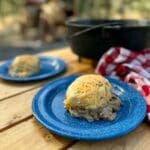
0;0;150;60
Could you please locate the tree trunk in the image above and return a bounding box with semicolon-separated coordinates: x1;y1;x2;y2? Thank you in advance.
119;0;127;18
103;0;112;18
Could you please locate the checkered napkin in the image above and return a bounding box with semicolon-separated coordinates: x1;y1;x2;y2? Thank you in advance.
95;47;150;121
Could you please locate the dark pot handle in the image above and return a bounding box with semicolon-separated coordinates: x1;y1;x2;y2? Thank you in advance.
69;23;122;38
101;24;122;38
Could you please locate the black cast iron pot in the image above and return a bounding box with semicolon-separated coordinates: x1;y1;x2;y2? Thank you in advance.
66;19;150;60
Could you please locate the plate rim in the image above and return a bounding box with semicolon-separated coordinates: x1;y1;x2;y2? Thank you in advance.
32;75;146;140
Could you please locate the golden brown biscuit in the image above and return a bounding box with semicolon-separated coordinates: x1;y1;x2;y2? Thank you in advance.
9;55;40;77
64;74;112;109
64;74;121;121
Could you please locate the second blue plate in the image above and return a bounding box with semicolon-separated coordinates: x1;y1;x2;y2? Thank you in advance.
0;56;66;82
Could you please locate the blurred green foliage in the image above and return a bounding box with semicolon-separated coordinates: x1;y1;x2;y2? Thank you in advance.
0;0;150;19
75;0;150;19
0;0;23;17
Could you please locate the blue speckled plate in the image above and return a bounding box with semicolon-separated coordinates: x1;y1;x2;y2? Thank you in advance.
32;75;146;140
0;57;66;82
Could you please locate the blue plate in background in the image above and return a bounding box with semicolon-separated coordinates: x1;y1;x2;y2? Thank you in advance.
0;57;66;82
32;75;146;140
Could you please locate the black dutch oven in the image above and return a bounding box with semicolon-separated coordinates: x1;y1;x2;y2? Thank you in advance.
66;19;150;60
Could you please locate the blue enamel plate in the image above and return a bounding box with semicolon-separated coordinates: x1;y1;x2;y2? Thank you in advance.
32;75;146;140
0;57;66;82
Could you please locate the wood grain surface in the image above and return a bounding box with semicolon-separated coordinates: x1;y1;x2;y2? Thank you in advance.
0;47;148;150
0;119;73;150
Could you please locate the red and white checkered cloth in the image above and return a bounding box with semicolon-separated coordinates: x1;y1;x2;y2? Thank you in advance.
95;47;150;121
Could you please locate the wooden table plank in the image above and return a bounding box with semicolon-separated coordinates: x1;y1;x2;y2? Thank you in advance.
0;63;94;131
0;48;91;101
0;48;95;150
1;47;149;150
68;124;150;150
0;88;38;131
0;119;73;150
40;47;78;62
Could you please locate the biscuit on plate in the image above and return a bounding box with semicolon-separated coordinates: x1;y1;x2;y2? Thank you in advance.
9;55;40;78
64;74;121;121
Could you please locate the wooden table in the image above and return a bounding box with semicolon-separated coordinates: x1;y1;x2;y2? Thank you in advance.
0;47;149;150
